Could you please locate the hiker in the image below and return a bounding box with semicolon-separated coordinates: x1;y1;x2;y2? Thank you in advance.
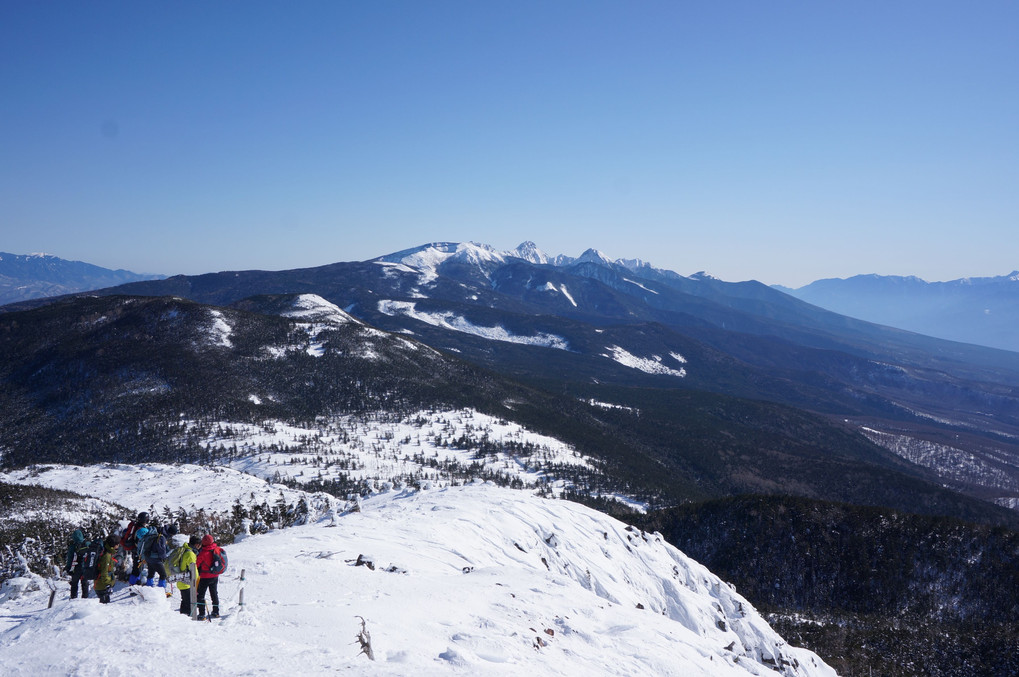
142;523;175;589
194;534;224;620
94;534;120;604
125;512;151;585
64;530;89;599
175;535;202;616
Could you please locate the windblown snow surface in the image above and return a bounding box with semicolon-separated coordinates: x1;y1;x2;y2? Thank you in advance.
0;482;835;676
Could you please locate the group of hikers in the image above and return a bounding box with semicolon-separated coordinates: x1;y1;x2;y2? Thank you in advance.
64;511;228;620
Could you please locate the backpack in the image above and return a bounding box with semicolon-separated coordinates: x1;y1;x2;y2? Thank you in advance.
80;540;103;579
167;545;190;576
141;531;164;559
120;521;140;551
206;546;228;575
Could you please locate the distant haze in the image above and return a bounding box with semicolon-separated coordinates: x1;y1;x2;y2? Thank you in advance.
780;273;1019;353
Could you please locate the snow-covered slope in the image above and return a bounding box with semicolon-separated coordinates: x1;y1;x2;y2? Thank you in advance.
0;484;835;676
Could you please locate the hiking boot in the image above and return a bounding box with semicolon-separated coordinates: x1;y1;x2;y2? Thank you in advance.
145;578;155;587
210;611;220;619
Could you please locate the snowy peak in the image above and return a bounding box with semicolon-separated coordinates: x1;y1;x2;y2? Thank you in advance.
281;293;360;326
575;248;614;265
511;241;550;265
375;242;460;269
373;242;510;285
447;241;507;268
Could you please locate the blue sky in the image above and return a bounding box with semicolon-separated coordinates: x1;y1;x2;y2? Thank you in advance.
2;2;1016;286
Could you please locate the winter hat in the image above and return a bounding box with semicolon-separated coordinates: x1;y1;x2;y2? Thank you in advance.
136;512;149;526
188;535;202;548
201;534;215;548
166;524;178;537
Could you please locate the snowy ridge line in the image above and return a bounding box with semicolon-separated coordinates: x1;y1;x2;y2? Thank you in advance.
256;294;432;362
281;294;360;326
378;300;571;350
0;485;836;676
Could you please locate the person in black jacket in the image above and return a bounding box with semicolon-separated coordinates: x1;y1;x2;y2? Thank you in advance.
143;523;176;589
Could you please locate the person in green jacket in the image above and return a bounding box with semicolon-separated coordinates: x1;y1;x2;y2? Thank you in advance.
175;535;201;616
93;534;120;604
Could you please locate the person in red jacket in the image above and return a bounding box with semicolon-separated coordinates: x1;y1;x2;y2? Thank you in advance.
194;533;224;620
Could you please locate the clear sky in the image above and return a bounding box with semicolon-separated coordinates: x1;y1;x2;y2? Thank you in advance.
2;1;1016;286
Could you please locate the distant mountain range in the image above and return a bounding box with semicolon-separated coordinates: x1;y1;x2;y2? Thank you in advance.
0;251;163;305
5;241;1019;675
4;241;1019;524
776;272;1019;353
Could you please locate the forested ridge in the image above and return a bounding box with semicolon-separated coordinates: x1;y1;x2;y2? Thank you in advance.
633;495;1019;676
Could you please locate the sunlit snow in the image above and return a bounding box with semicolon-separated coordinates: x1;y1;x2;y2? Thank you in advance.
206;310;233;348
378;301;570;350
0;483;835;677
602;346;687;378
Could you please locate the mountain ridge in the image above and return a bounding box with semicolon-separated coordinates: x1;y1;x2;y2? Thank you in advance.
777;271;1019;353
0;251;164;305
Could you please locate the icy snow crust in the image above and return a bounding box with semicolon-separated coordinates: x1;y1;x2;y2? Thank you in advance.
0;485;835;677
378;300;570;350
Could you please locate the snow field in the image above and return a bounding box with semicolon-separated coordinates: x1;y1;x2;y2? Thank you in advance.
377;300;571;350
0;485;835;676
0;462;337;520
601;345;687;378
198;409;604;498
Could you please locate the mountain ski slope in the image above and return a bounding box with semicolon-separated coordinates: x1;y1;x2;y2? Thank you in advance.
0;483;835;676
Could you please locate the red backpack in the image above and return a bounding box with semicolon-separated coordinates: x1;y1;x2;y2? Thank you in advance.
119;521;140;551
201;546;228;576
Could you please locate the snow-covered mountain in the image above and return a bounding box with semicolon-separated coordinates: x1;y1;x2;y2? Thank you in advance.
777;272;1019;353
0;251;163;305
0;465;835;676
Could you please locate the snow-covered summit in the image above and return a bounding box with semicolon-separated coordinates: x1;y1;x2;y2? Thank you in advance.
281;293;360;326
0;483;835;676
511;241;551;265
574;248;614;266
